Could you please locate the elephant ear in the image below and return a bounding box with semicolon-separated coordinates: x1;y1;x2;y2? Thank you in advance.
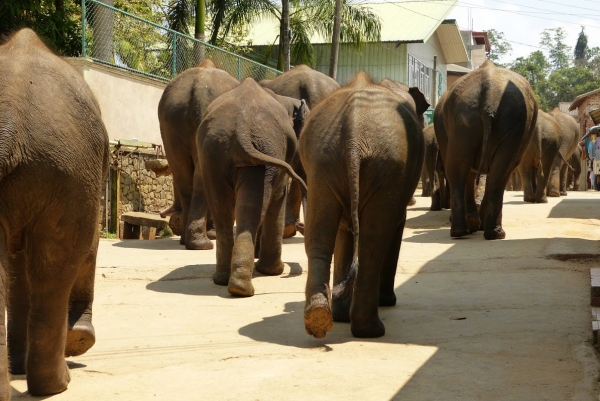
293;99;309;138
408;87;431;117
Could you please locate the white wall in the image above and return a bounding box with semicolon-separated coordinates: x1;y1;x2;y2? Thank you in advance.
66;58;166;146
407;32;449;101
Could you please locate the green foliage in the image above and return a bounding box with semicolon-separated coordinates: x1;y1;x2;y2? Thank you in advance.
544;67;600;110
574;27;588;68
158;225;173;237
100;230;118;239
510;51;551;110
540;27;571;71
486;29;512;66
0;0;82;56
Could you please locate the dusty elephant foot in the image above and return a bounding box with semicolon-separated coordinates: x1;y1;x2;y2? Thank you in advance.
484;226;506;240
283;223;296;239
255;260;284;276
535;195;548;204
185;237;213;250
467;214;480;233
560;191;567;196
408;197;416;206
332;297;351;322
450;225;470;238
304;294;333;338
379;291;397;307
169;212;184;236
548;190;560;197
65;320;96;357
27;360;70;396
207;229;217;240
295;221;305;236
213;268;230;286
9;352;26;375
228;273;254;297
523;193;535;203
351;318;385;338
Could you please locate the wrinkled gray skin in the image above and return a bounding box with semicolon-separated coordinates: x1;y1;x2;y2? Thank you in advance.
423;124;450;210
517;109;561;203
300;72;424;339
505;170;521;191
0;29;109;398
435;60;538;240
260;65;340;237
158;59;239;250
567;146;582;191
195;79;307;297
548;108;579;196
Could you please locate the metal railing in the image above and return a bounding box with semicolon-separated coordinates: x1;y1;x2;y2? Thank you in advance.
81;0;281;82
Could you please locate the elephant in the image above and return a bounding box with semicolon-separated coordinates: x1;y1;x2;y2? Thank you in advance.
434;60;538;240
194;78;307;297
567;146;582;191
420;167;431;197
517;109;561;203
300;72;424;339
423;123;450;210
505;170;521;191
548;108;579;196
260;65;340;237
158;59;239;250
0;29;109;397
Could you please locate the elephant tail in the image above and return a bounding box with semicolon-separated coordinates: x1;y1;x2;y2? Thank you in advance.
238;142;308;193
558;151;575;171
476;114;492;186
332;145;360;301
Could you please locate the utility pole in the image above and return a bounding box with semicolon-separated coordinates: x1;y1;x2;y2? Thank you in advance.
329;0;342;79
282;0;291;71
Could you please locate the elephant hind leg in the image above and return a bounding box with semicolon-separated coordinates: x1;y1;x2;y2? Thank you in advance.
332;225;353;322
304;185;342;339
0;250;9;400
7;249;30;374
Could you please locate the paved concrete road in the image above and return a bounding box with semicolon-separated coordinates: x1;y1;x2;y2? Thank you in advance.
11;192;600;400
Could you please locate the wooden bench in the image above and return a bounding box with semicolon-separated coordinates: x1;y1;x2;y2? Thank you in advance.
121;212;169;240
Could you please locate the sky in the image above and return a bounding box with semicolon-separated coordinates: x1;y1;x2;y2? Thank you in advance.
445;0;600;64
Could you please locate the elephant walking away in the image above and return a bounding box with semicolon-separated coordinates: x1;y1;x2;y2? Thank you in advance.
435;60;538;239
300;72;424;339
517;109;561;203
567;146;582;191
548;108;579;196
423;123;450;210
0;29;109;398
158;59;239;250
195;79;306;297
260;65;339;238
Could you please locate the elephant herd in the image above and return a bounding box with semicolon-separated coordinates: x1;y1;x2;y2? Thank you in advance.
0;29;585;398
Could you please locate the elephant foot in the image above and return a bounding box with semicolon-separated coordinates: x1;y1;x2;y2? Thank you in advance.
351;318;385;338
560;191;568;196
213;269;230;286
467;214;481;234
408;197;416;206
228;274;254;297
9;351;26;375
65;320;96;357
295;221;305;236
185;237;213;250
450;227;470;238
379;291;397;307
283;223;296;239
27;360;70;396
207;229;217;240
484;226;506;240
304;294;333;338
523;194;535;203
169;212;184;236
255;260;284;276
535;196;548;204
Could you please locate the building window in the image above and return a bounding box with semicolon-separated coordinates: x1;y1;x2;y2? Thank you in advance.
408;54;431;97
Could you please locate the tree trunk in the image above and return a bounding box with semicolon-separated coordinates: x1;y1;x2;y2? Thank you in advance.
93;0;114;63
282;0;290;72
194;0;206;65
329;0;342;79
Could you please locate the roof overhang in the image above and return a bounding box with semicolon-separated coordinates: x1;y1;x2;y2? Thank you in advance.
447;63;472;74
569;87;600;111
435;20;469;64
591;108;600;125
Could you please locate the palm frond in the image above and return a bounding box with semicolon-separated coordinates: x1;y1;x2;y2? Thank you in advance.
289;14;315;66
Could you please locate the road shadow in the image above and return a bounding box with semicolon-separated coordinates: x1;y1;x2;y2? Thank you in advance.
110;237;189;250
405;210;451;230
548;198;600;219
238;234;600;398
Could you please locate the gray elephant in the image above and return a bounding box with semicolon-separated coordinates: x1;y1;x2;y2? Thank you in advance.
548;108;579;196
194;79;307;297
567;146;582;191
0;29;109;397
158;59;238;250
260;65;340;237
379;79;430;127
517;109;561;203
423;123;449;210
300;72;424;339
505;170;521;191
435;60;538;239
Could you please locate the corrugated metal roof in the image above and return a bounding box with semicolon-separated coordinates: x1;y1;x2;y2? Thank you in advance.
247;1;459;46
436;20;469;64
559;102;579;117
